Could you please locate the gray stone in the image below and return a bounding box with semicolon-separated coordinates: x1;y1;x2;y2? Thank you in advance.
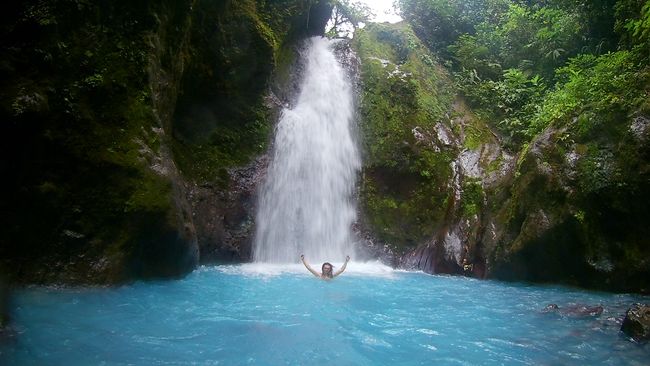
621;304;650;341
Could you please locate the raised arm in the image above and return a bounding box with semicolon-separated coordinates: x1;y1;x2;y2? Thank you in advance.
301;255;321;278
332;256;350;277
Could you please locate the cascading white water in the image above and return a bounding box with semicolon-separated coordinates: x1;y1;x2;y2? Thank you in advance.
253;37;360;263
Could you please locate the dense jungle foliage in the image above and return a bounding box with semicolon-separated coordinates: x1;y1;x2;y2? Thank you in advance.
399;0;650;149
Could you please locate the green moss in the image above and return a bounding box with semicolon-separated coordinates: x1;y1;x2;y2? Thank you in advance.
361;170;449;247
172;105;271;185
355;25;400;62
486;154;504;174
514;142;531;175
463;121;491;150
169;0;303;186
461;178;483;216
354;23;454;166
273;43;299;91
354;23;457;248
238;0;279;51
125;171;173;213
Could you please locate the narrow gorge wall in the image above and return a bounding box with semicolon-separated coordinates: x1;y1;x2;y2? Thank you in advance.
353;23;511;276
485;111;650;292
0;0;333;284
353;21;650;293
1;0;201;284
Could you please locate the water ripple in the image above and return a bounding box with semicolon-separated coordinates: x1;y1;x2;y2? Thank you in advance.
1;266;649;365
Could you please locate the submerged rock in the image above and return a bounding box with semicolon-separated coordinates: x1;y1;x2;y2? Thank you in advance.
543;303;604;317
621;304;650;341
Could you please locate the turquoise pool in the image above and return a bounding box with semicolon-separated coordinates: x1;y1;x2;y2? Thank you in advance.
1;263;648;365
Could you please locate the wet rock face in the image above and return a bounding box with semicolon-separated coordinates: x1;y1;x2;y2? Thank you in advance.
486;114;650;292
0;0;326;284
621;304;650;341
0;0;201;285
352;22;514;275
305;1;334;37
189;156;269;262
352;223;399;267
184;13;333;263
173;1;275;145
391;99;510;277
351;22;649;292
332;39;361;90
0;281;9;329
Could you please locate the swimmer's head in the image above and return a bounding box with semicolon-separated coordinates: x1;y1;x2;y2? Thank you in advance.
321;262;333;278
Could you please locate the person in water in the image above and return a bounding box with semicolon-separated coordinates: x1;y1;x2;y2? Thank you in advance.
462;258;473;273
300;254;350;280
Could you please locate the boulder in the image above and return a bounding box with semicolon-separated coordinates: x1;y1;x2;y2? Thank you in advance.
621;304;650;341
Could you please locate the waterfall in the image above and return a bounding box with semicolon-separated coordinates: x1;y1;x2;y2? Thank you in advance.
253;37;360;263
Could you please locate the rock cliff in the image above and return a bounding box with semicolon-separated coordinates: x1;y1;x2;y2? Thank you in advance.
0;0;332;284
352;21;650;293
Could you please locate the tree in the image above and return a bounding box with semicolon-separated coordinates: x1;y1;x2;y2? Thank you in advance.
621;0;650;48
326;0;374;38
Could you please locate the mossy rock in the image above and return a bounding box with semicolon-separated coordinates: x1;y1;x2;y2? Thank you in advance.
0;0;333;284
0;0;196;284
171;0;333;186
488;116;650;292
353;22;457;249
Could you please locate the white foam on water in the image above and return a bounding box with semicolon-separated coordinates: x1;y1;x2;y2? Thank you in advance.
211;261;397;279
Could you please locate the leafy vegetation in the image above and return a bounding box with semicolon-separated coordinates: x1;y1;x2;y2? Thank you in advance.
326;0;374;38
461;178;484;216
532;51;647;137
399;0;650;149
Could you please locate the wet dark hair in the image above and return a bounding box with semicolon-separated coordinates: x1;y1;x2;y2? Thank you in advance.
321;262;333;278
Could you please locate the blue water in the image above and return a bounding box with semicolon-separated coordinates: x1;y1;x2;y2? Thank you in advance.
1;263;649;365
